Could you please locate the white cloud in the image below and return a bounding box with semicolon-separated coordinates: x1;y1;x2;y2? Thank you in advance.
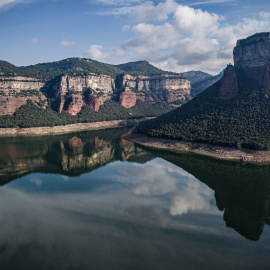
0;0;31;10
191;0;235;6
91;0;270;73
84;44;125;64
98;0;177;21
60;39;76;48
96;0;143;6
29;37;39;45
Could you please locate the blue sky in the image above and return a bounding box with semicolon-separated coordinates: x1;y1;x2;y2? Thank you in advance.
0;0;270;74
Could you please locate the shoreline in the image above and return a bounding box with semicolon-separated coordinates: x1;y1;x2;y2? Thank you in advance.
0;118;149;137
123;131;270;164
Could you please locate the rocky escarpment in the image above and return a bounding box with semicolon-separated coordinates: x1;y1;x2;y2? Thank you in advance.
53;72;190;112
0;58;191;117
233;32;270;88
54;74;115;115
0;76;47;115
119;74;190;107
217;32;270;100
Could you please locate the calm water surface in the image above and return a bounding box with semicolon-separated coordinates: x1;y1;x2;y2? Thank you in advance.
0;128;269;270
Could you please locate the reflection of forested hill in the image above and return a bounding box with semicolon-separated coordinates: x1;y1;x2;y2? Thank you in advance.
148;149;270;241
0;128;154;185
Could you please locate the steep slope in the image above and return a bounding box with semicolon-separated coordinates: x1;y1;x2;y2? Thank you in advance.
137;32;270;150
180;70;211;84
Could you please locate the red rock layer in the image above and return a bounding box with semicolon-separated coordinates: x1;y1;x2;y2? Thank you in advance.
67;95;85;116
119;91;136;108
0;96;47;116
219;66;238;100
87;95;100;111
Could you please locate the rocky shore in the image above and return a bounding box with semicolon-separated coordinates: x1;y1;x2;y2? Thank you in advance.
0;118;148;137
123;131;270;164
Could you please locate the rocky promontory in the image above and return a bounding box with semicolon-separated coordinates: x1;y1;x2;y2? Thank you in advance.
136;32;270;152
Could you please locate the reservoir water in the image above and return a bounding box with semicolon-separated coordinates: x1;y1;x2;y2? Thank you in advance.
0;128;269;270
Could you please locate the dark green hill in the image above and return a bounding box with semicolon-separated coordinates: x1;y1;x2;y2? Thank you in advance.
18;58;124;81
0;58;179;81
137;68;270;150
116;61;177;76
0;60;19;76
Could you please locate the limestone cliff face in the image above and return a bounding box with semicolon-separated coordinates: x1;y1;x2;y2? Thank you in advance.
0;64;191;116
55;74;114;109
216;32;270;100
234;33;270;68
119;74;190;106
0;76;47;115
233;32;270;88
54;73;191;114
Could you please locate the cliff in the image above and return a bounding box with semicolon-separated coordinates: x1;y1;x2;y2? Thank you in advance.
0;59;191;117
233;32;270;88
0;75;47;115
51;72;190;113
234;32;270;68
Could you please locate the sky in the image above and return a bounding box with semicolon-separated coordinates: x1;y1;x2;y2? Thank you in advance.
0;0;270;74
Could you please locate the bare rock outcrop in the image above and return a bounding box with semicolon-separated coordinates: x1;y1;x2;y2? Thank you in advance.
0;76;47;115
118;74;190;106
67;95;84;116
234;32;270;68
56;74;115;104
219;65;238;100
233;32;270;88
86;95;100;111
119;89;136;108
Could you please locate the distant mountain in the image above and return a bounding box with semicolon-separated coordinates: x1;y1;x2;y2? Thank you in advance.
190;70;224;97
137;32;270;150
180;70;211;84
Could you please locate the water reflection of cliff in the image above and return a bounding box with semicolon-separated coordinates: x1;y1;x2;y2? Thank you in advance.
0;128;154;185
148;149;270;241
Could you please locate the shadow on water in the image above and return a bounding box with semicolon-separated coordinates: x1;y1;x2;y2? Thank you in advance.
145;147;270;241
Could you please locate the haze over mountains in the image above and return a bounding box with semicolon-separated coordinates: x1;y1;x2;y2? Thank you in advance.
138;32;270;150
